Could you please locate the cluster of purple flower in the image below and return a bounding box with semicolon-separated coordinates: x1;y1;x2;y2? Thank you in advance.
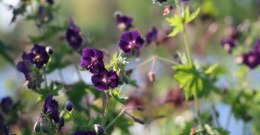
17;44;52;89
35;95;74;133
81;48;119;91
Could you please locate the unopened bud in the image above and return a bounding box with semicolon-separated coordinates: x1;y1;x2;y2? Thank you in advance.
94;124;104;134
163;5;173;16
64;101;73;111
113;11;122;18
125;69;133;75
136;105;145;111
123;76;129;84
148;71;155;83
42;118;49;133
58;117;64;128
46;46;53;55
34;121;41;132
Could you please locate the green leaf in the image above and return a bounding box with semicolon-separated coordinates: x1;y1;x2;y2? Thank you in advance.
205;64;218;74
168;25;184;37
173;64;217;99
111;89;128;106
185;8;200;23
166;15;182;27
184;6;190;22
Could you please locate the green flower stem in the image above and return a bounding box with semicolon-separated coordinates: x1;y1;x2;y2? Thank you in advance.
102;91;111;128
193;90;203;130
67;111;80;127
119;50;123;57
135;57;153;69
73;54;83;81
43;66;48;89
183;26;193;66
105;109;125;130
174;0;181;14
156;56;179;65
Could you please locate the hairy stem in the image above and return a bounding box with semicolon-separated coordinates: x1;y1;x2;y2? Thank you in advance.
193;90;203;130
102;91;111;128
43;67;48;89
105;109;124;130
183;25;193;66
156;56;179;65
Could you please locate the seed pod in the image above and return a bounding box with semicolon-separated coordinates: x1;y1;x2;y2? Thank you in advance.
123;76;129;84
42;118;49;133
46;46;53;55
94;124;104;134
34;121;41;132
148;71;155;83
58;117;64;128
64;101;73;111
125;69;133;75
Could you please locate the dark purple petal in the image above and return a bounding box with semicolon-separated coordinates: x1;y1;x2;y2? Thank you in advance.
1;97;13;114
146;27;158;44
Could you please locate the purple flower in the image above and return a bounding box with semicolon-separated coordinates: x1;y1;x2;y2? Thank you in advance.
43;95;60;123
0;97;13;114
28;44;50;68
118;30;145;55
242;51;260;69
116;15;133;31
91;69;119;91
74;130;96;135
81;48;105;74
66;18;83;50
146;27;158;45
17;52;32;75
220;38;236;53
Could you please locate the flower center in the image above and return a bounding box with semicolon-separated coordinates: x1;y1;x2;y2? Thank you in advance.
102;76;110;85
34;55;43;63
248;55;256;64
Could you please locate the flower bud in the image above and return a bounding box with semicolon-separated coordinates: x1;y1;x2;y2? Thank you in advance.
46;46;53;55
123;76;129;84
94;124;104;134
64;101;73;111
148;71;155;83
163;5;173;16
125;69;133;76
58;117;64;128
42;118;49;133
34;121;41;132
113;11;122;18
